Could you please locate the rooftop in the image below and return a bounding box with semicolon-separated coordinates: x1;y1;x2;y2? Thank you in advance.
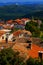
12;43;43;59
28;44;43;58
13;30;32;37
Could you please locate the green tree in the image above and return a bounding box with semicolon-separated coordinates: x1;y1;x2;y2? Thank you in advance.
26;57;35;65
26;57;43;65
40;23;43;31
25;21;40;37
0;48;25;65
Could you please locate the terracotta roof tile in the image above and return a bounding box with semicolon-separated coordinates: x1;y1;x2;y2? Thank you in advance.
28;44;43;58
13;30;22;36
0;31;6;37
7;20;13;24
21;18;30;21
14;19;23;24
12;43;43;59
13;30;32;37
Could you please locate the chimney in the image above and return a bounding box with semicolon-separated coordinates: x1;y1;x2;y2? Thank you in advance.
38;51;43;61
29;42;32;49
6;33;9;43
27;40;32;49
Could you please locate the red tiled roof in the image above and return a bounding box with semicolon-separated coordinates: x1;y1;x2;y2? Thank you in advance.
13;30;22;36
7;20;13;24
14;18;30;25
12;43;43;59
15;19;21;21
14;19;23;24
3;25;13;29
28;44;43;58
0;23;3;26
0;31;6;37
13;30;32;37
3;25;10;29
21;18;30;21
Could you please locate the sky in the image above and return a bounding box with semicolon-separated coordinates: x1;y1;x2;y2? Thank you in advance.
0;0;43;3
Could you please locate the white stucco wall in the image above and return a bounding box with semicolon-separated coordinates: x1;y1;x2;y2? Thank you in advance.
8;34;13;41
25;20;30;24
0;34;6;42
0;33;13;42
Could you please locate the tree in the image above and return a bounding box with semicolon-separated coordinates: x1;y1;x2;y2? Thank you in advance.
0;48;25;65
26;57;43;65
26;57;35;65
40;23;43;31
0;48;43;65
25;21;40;37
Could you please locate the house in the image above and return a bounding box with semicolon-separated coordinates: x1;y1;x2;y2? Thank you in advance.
3;24;11;29
13;30;32;38
12;43;29;58
12;42;43;60
0;29;11;43
27;44;43;59
7;18;30;25
7;20;13;24
0;29;43;60
8;34;14;42
14;23;25;29
0;26;3;30
12;30;32;43
14;19;25;29
21;18;30;25
3;24;14;30
13;30;23;38
0;22;4;30
6;18;30;30
14;19;23;24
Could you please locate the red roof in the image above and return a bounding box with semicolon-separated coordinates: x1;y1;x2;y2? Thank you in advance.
7;20;13;24
28;44;43;58
12;43;43;59
14;19;23;24
0;23;3;26
13;30;32;37
13;30;22;36
14;18;30;25
0;30;6;37
21;18;30;22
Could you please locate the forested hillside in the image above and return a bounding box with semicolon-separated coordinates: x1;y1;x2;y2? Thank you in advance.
0;4;43;20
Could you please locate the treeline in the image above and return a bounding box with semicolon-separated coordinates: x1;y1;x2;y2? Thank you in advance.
0;4;43;20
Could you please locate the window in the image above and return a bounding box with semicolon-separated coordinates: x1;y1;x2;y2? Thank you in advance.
26;40;32;43
1;46;4;49
25;33;27;35
2;36;4;39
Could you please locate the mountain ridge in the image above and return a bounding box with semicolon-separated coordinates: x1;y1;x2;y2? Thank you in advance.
0;2;43;6
0;4;43;20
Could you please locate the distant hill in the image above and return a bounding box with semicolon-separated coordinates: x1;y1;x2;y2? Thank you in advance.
0;4;43;20
0;2;43;6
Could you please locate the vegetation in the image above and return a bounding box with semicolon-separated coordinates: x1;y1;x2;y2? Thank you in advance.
0;4;43;20
0;48;43;65
25;20;43;40
25;21;40;37
26;57;43;65
40;23;43;31
40;23;43;40
0;48;25;65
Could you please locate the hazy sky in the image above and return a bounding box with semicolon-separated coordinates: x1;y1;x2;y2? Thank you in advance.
0;0;43;3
